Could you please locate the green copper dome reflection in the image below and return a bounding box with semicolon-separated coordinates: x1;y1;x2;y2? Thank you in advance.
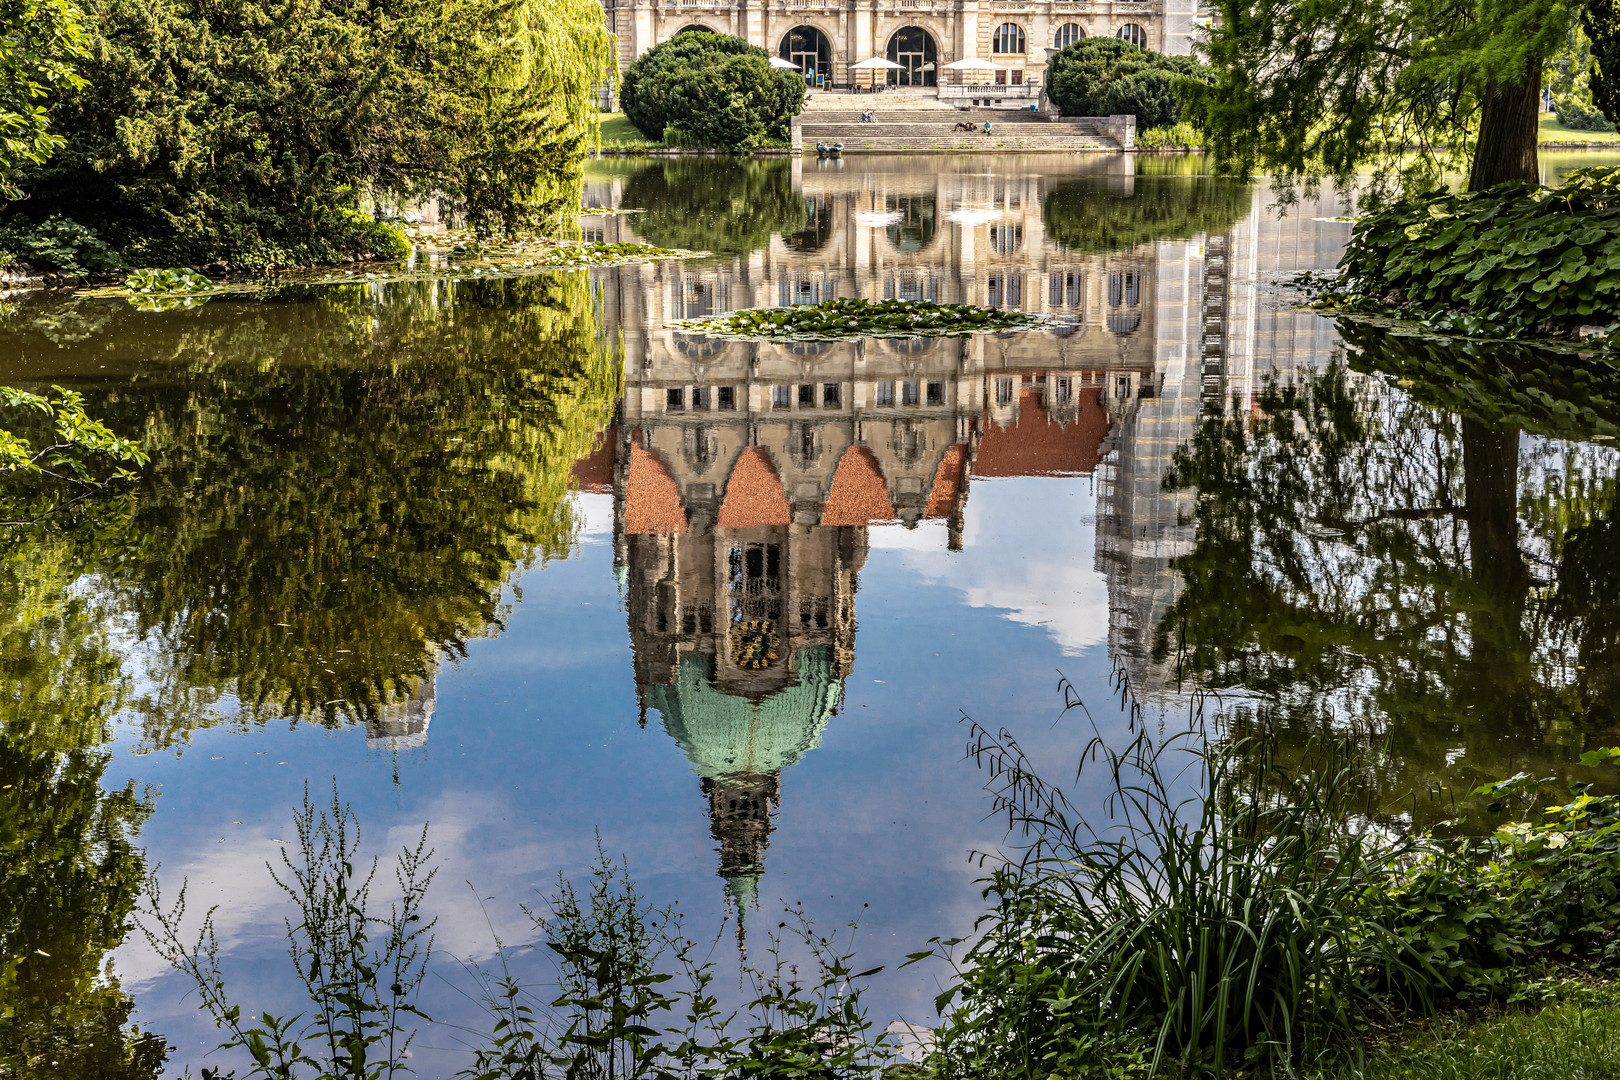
650;647;841;779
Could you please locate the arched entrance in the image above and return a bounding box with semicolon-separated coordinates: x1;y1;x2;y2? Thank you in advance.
779;26;832;82
886;27;937;87
675;24;716;35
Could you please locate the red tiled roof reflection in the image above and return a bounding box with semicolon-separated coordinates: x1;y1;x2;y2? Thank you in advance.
926;444;968;518
626;443;688;534
718;447;792;528
823;447;894;525
974;388;1112;478
572;424;617;494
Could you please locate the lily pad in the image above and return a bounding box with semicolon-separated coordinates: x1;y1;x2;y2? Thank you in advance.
670;297;1055;341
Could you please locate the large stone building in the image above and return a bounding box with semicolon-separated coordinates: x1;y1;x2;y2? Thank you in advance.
598;0;1206;92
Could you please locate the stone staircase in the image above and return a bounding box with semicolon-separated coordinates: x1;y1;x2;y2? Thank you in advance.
797;106;1120;153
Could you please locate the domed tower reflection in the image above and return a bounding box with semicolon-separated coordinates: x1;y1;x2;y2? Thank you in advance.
614;421;870;932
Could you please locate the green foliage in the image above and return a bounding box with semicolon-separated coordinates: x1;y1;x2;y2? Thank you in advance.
1134;122;1203;149
461;847;894;1080
674;297;1052;341
0;384;148;525
122;267;213;295
539;240;684;266
621;158;806;255
1588;0;1620;127
0;517;167;1080
1556;95;1618;131
1186;0;1571;196
0;272;620;741
1044;38;1211;127
619;31;805;151
141;784;437;1080
0;0;88;196
1300;1002;1620;1080
1041;176;1250;254
927;695;1431;1078
16;0;614;265
1336;167;1620;336
0;215;121;275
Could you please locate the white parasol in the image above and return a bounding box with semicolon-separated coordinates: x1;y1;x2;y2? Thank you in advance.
768;56;801;70
850;55;904;89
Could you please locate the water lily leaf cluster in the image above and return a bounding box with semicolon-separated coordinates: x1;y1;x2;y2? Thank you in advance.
1336;167;1620;340
540;241;686;267
672;297;1053;341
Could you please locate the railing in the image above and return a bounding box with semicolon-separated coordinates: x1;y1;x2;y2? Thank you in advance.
937;82;1042;102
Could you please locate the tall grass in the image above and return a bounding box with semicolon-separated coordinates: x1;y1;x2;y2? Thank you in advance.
927;678;1435;1078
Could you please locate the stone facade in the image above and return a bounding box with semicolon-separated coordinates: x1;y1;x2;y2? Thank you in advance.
598;0;1206;93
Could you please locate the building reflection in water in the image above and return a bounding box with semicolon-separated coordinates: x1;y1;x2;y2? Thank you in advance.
577;155;1354;926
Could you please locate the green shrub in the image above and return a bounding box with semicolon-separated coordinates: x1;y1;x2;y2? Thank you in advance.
1336;166;1620;337
0;216;122;276
928;699;1432;1078
1135;121;1204;149
1100;68;1183;130
1045;38;1212;125
619;30;805;151
1555;94;1618;132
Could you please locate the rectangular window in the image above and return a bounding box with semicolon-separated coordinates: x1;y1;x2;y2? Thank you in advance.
823;382;841;407
926;381;945;406
1056;377;1072;403
692;386;710;410
996;377;1014;405
799;383;815;407
1012;69;1024;85
772;384;791;409
717;386;735;411
876;381;895;406
902;381;919;406
667;388;684;411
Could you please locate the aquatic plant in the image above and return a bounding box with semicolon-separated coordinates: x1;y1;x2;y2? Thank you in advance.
672;297;1052;341
540;240;686;267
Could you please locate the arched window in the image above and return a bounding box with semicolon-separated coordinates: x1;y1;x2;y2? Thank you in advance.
992;23;1026;54
886;26;937;86
884;194;937;252
1054;23;1085;49
675;24;716;36
1116;23;1149;48
779;26;832;81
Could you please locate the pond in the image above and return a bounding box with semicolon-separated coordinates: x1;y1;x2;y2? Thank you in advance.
4;150;1620;1078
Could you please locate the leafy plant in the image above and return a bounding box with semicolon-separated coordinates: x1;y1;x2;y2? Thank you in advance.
1335;166;1620;338
0;215;122;275
123;267;213;293
140;783;437;1080
925;680;1433;1077
673;297;1052;341
0;384;148;523
539;240;684;267
0;0;89;196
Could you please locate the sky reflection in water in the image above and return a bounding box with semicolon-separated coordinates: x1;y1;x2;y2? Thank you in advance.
3;151;1620;1078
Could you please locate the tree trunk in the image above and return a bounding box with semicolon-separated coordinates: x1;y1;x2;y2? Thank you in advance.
1468;70;1543;192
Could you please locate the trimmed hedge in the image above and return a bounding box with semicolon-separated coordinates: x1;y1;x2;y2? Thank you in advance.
620;31;805;151
1045;38;1211;128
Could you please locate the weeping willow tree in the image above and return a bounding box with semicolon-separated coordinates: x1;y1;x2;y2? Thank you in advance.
430;0;619;234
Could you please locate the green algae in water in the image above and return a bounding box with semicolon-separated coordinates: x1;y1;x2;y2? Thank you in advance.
671;297;1056;341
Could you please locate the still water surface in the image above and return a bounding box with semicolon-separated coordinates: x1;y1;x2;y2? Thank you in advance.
4;151;1620;1077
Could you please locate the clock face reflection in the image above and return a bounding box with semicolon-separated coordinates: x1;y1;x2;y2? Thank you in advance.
730;619;781;671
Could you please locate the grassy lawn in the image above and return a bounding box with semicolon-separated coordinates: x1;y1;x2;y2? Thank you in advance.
1308;1004;1620;1080
598;112;661;148
1539;112;1620;143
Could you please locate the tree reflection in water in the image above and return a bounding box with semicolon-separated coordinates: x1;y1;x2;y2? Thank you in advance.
1157;333;1620;831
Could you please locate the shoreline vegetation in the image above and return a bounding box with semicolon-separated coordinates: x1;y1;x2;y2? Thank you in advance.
131;692;1620;1080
